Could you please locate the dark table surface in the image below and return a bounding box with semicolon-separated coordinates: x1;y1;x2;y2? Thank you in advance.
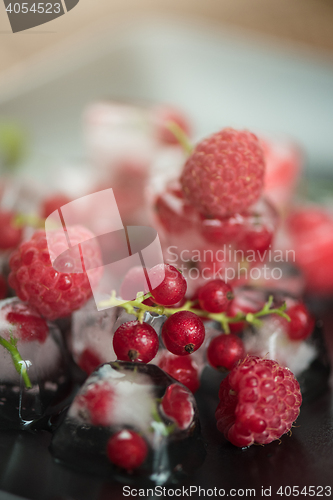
1;307;333;500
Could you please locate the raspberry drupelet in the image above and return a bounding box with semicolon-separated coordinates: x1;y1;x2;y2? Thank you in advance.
215;356;302;447
8;226;102;320
181;128;265;218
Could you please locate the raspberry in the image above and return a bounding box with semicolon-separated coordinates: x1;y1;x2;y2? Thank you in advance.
0;275;7;300
77;381;114;427
162;311;205;355
207;334;245;371
151;105;191;146
158;351;200;393
41;193;71;219
78;347;103;375
215;356;302;447
107;430;148;470
8;226;102;320
113;320;159;363
0;210;23;250
161;383;194;430
198;279;234;313
181;128;265;218
2;300;48;343
149;264;187;306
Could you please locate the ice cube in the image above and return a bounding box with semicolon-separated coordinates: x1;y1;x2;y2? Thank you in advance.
51;361;203;484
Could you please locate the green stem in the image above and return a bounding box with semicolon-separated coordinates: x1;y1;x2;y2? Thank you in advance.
99;293;290;333
0;335;32;388
166;121;193;155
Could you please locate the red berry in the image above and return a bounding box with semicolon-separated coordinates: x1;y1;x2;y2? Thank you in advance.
113;320;159;363
77;381;114;427
78;347;103;375
151;105;191;146
229;290;264;334
215;356;302;447
120;266;150;301
158;351;200;393
198;279;234;313
41;193;71;219
200;215;245;245
8;227;102;320
0;275;7;300
2;300;48;343
155;187;196;235
240;226;273;259
148;264;187;306
181;128;265;218
285;303;315;341
207;334;245;371
161;311;205;355
161;383;194;430
0;210;23;250
107;430;148;471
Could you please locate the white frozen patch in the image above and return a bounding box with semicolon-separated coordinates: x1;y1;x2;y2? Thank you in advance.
243;316;316;376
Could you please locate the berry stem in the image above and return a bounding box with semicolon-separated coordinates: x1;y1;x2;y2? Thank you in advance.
100;293;289;334
166;121;193;155
0;335;32;389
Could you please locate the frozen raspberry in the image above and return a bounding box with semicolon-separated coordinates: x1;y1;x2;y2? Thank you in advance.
287;207;333;294
215;356;302;447
151;105;191;146
41;193;71;219
161;383;194;430
149;263;187;306
2;300;48;343
198;279;234;313
0;210;23;250
78;347;103;375
155;186;197;234
158;351;200;393
0;275;7;300
181;128;265;218
207;334;245;371
77;381;114;427
8;226;102;320
113;320;159;363
107;430;148;470
162;311;205;355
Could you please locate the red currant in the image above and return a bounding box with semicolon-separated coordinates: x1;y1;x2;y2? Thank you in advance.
0;210;22;250
161;311;205;355
285;302;315;341
149;264;187;306
41;193;71;219
158;351;200;393
200;215;244;245
3;300;48;343
198;279;234;313
113;320;159;363
161;383;194;430
152;105;191;146
240;226;273;259
207;334;245;371
107;430;148;470
229;292;264;334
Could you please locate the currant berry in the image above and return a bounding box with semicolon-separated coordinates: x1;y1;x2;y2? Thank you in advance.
161;311;205;355
285;302;315;341
151;105;191;146
78;347;103;375
0;210;23;250
3;300;48;343
107;430;148;470
240;226;273;259
161;383;194;430
149;263;187;306
113;320;159;363
207;334;245;371
158;351;200;393
41;193;71;219
198;279;234;313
